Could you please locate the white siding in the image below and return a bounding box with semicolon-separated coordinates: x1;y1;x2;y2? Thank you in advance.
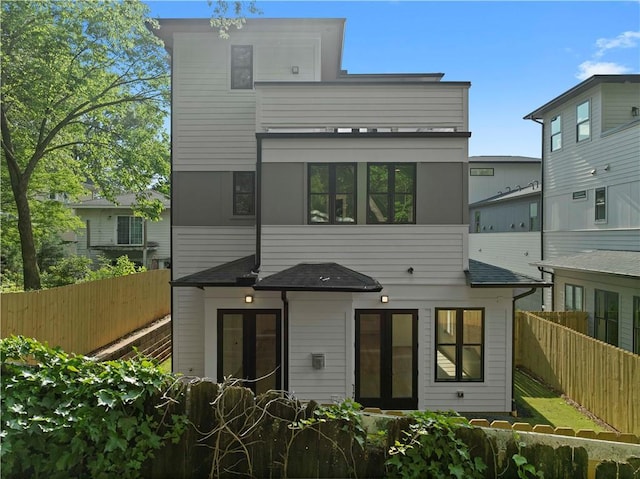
469;232;541;278
469;162;540;204
260;225;469;285
256;83;469;131
544;230;640;259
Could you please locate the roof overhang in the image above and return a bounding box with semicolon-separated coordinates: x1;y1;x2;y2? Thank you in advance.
465;259;552;288
171;255;257;288
533;250;640;279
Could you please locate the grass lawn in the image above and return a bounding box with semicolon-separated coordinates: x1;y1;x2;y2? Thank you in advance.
513;369;606;431
159;357;171;373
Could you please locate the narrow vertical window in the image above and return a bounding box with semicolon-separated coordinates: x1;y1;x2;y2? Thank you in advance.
595;289;618;346
550;115;562;151
367;163;415;224
576;100;590;142
308;164;356;224
231;45;253;89
474;211;481;233
233;171;255;216
529;202;539;231
595;187;606;222
564;284;583;311
435;308;484;381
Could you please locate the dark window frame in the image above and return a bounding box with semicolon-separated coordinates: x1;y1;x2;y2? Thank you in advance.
550;115;562;151
233;171;256;216
595;187;607;222
230;45;253;90
366;162;416;224
116;215;143;246
307;163;357;224
576;100;591;142
595;289;619;347
435;308;485;382
564;284;584;311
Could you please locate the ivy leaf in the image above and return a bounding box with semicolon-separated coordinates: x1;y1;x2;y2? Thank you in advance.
96;390;117;409
513;453;528;467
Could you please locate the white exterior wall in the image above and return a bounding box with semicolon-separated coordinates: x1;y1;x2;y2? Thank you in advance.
469;232;541;278
469;161;540;204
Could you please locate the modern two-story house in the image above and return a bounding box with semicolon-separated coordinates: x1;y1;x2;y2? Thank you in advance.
524;75;640;353
154;18;548;412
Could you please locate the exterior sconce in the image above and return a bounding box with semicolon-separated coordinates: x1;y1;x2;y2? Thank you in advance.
291;66;299;74
244;295;254;304
311;353;325;369
590;169;596;175
380;295;389;303
603;164;610;172
632;106;639;117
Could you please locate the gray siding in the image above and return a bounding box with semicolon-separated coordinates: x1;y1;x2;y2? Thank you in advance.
601;83;640;132
468;160;540;204
418;162;468;224
470;195;540;233
261;163;305;225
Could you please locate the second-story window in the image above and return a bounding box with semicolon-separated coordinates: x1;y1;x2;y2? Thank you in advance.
595;187;606;222
576;100;590;142
117;216;143;245
308;164;356;224
367;163;416;224
231;45;253;89
233;171;255;216
550;115;562;151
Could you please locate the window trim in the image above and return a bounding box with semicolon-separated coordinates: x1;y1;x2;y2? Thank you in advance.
576;100;590;143
470;168;494;177
307;163;357;225
550;115;562;152
595;187;607;223
230;45;253;90
435;308;485;382
233;171;256;216
116;215;143;246
595;289;619;347
564;284;584;311
366;162;417;224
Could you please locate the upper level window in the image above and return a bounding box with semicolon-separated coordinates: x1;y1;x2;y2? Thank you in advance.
231;45;252;89
367;163;416;224
470;168;494;176
529;202;539;231
233;171;255;216
564;284;584;311
595;187;606;222
117;216;143;245
308;164;356;224
576;100;590;142
550;115;562;151
435;308;484;382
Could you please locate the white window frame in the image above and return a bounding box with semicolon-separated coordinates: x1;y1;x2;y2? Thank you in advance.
595;187;607;223
550;115;562;151
576;100;590;142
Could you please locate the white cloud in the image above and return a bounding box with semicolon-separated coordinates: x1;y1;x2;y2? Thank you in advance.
594;31;640;57
576;61;633;80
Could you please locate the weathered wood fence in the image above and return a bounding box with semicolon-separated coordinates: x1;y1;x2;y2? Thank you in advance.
515;311;639;435
0;270;170;355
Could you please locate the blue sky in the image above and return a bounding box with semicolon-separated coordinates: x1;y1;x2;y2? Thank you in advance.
145;1;640;158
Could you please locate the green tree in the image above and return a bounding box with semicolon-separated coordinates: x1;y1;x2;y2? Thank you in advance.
1;0;170;290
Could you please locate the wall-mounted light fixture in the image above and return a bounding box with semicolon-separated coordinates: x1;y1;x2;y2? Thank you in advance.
590;168;596;175
632;106;639;117
291;66;299;74
407;267;414;274
603;164;610;172
380;295;389;304
244;295;254;304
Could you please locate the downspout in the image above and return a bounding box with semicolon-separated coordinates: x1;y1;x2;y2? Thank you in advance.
537;267;555;310
281;291;289;391
254;136;262;271
511;287;537;413
531;118;544;267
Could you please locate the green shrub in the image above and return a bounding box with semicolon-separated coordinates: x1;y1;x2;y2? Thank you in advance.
86;254;146;281
41;255;93;288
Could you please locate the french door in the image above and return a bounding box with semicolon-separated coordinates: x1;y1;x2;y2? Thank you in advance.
355;310;418;410
217;310;281;394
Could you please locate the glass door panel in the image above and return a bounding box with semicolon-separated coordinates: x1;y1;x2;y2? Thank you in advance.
221;314;244;379
255;313;278;394
358;314;381;398
392;313;413;398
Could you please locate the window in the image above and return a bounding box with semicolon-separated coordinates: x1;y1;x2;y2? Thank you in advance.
595;187;606;222
634;297;640;354
529;202;539;231
367;163;416;224
233;171;255;216
231;45;252;89
550;115;562;151
595;289;618;346
117;216;143;245
470;168;494;176
576;100;590;142
308;164;356;224
572;190;587;200
564;284;584;311
474;211;481;233
435;308;484;381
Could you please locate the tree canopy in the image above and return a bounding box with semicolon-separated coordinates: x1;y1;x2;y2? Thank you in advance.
1;0;170;289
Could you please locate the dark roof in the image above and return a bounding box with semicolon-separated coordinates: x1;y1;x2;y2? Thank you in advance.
172;255;257;288
254;263;383;292
534;250;640;278
466;259;552;288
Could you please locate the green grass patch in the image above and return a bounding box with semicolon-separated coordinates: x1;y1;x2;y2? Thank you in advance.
514;369;605;431
159;357;171;373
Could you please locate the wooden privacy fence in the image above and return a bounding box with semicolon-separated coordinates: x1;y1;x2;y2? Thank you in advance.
1;270;170;355
515;311;639;435
523;310;588;334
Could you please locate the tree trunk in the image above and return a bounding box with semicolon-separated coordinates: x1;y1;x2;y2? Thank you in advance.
11;179;41;290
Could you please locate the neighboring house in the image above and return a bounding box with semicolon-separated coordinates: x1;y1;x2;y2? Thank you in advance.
154;18;548;412
468;156;541;204
71;191;171;269
524;74;640;353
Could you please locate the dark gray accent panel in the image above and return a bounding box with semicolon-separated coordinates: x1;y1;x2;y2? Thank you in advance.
417;163;467;224
173;171;255;226
262;163;305;225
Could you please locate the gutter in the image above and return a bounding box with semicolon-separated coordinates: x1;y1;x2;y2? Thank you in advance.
281;291;289;391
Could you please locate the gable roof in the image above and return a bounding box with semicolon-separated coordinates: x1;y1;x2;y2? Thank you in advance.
254;263;382;292
534;250;640;278
172;255;257;288
466;259;551;288
71;190;170;209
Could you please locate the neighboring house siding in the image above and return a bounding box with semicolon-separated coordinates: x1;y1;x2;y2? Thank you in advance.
470;195;540;233
469;232;541;278
468;159;540;204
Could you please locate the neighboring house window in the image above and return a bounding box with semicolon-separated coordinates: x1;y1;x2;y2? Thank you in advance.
470;168;494;176
572;190;587;201
308;164;356;224
634;296;640;354
550;115;562;151
435;308;484;382
231;45;253;89
564;284;584;311
117;216;143;245
367;163;416;224
529;202;539;231
595;289;619;346
474;211;481;233
576;100;590;142
595;187;606;222
233;171;255;216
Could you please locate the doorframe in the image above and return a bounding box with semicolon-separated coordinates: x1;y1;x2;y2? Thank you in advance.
355;309;418;410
